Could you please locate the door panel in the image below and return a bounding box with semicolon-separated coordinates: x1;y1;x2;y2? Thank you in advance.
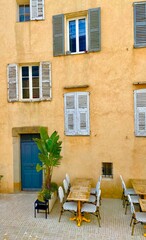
21;134;42;190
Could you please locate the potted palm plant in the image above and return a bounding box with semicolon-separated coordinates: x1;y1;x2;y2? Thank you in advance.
33;127;62;212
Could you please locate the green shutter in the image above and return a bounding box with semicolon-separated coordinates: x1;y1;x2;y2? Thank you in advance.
40;62;51;100
7;64;18;102
53;14;64;56
88;8;101;52
134;89;146;136
30;0;44;20
134;3;146;47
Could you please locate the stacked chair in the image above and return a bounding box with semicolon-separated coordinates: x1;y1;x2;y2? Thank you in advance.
128;194;146;235
58;186;77;222
119;175;137;210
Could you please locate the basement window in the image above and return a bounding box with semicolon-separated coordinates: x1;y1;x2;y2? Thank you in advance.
102;162;113;178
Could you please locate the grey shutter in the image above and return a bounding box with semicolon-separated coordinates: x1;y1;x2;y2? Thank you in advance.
40;62;51;100
64;93;76;135
134;3;146;47
7;64;18;102
53;14;64;56
88;8;101;52
134;90;146;136
77;92;90;135
30;0;44;20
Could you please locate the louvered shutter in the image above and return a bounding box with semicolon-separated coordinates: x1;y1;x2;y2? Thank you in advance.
40;62;51;100
64;93;76;135
53;14;65;56
30;0;44;20
7;64;18;102
88;8;101;52
134;3;146;47
77;92;90;135
134;90;146;136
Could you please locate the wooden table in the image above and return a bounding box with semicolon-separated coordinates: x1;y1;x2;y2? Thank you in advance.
67;178;92;227
131;179;146;199
139;199;146;237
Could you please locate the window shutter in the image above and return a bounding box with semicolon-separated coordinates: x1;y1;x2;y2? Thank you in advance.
53;14;65;56
134;90;146;136
30;0;44;20
40;62;51;100
88;8;101;52
64;93;76;135
77;92;90;135
7;64;18;102
134;3;146;47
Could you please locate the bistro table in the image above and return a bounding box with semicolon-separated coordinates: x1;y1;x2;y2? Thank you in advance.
67;178;92;227
139;199;146;237
131;179;146;199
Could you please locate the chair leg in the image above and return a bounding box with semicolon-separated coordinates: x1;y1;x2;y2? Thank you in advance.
45;209;47;219
125;201;129;215
34;209;36;218
59;209;63;222
131;219;137;236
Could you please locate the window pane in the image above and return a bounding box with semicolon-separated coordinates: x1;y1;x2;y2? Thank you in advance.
79;19;86;52
69;20;76;53
22;67;29;98
33;89;39;98
19;5;24;14
80;113;86;129
19;5;30;22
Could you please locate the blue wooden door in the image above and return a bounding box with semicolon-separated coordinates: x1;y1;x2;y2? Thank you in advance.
21;134;42;190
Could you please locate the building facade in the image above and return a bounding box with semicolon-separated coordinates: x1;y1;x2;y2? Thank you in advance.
0;0;146;198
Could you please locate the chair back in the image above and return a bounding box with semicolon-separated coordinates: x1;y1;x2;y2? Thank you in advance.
96;189;101;207
98;175;102;183
58;186;65;203
128;194;135;214
96;181;100;195
66;173;70;185
63;178;69;194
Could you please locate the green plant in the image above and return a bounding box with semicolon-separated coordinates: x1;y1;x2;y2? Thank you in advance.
33;127;62;201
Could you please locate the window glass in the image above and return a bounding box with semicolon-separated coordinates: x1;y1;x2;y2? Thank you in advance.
79;19;86;52
69;20;76;53
22;67;29;99
102;162;113;178
19;5;30;22
32;66;39;98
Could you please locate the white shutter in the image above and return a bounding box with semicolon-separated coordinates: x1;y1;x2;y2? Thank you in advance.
77;92;90;135
64;93;76;135
7;64;18;102
30;0;44;20
40;62;51;100
134;89;146;136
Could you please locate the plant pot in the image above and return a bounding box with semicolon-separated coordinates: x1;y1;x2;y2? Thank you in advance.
49;190;57;213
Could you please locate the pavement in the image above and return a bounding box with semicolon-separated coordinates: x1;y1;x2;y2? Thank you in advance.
0;192;146;240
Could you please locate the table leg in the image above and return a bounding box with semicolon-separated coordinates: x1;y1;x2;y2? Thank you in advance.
70;201;90;226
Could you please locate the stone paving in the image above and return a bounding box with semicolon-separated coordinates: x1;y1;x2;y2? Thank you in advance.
0;192;146;240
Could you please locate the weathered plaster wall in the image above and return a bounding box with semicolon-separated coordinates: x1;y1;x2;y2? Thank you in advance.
0;0;146;197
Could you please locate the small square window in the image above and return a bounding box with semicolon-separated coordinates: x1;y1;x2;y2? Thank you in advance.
102;162;113;178
19;5;30;22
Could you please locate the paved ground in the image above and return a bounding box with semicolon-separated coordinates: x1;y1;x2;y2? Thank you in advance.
0;192;146;240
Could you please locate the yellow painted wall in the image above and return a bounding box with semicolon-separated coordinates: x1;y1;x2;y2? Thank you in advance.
0;0;146;198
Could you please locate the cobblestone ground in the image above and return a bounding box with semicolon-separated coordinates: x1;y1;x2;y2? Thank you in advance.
0;193;145;240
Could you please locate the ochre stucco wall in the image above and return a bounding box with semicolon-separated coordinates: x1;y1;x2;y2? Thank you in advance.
0;0;146;198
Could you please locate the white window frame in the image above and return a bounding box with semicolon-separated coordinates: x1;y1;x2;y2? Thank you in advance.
20;65;40;101
64;92;90;136
67;16;88;54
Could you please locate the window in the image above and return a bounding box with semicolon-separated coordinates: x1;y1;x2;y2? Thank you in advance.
53;8;101;56
64;92;90;135
134;2;146;47
7;62;51;102
19;5;30;22
102;162;113;178
67;17;87;53
18;0;44;22
134;89;146;136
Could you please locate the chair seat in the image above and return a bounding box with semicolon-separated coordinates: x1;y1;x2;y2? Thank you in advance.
81;203;96;213
89;195;96;203
63;201;77;211
130;195;140;203
125;188;136;196
135;212;146;222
